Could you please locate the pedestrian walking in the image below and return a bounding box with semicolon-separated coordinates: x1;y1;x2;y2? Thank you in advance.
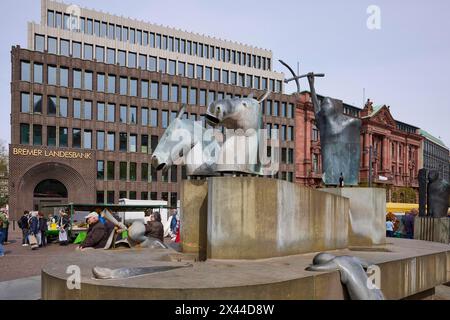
0;210;8;246
0;210;10;244
58;210;70;246
28;211;40;250
38;212;48;247
386;217;394;237
18;210;30;246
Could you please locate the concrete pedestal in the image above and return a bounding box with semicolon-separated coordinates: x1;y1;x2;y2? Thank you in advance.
414;217;450;244
321;188;386;247
206;177;349;259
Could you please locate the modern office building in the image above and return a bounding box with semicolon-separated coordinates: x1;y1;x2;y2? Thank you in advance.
419;129;450;182
9;0;296;219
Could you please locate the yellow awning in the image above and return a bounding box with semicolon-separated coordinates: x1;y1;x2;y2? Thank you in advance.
386;202;419;214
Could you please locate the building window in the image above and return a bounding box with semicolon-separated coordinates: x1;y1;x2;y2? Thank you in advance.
141;80;149;98
171;166;177;183
59;97;68;118
149;56;157;71
47;37;57;54
129;78;137;96
141;108;148;126
119;77;127;95
222;70;229;84
159;58;166;73
60;67;68;87
107;161;115;180
47;126;56;147
107;104;115;122
141;134;149;153
120;105;127;124
168;60;176;75
84;101;92;120
150;82;159;99
107;48;115;64
207;91;215;106
107;132;115;151
129;134;137;152
96;191;104;204
162;110;169;128
287;103;294;118
196;65;203;80
97;131;105;150
119;132;128;152
151;165;157;182
97;102;105;121
130;162;137;181
120;162;127;180
178;62;185;76
33;94;42;113
83;130;92;149
84;71;93;90
199;90;206;106
60;39;69;56
150;109;158;127
230;72;237;85
187;64;194;78
129;191;136;200
47;96;57;115
189;88;197;105
141;163;149;181
72;42;81;58
130;107;137;124
273;101;279;117
72;128;81;148
128;52;136;68
21;61;30;81
35;34;45;52
59;127;68;147
73;69;82;89
119;191;127;199
118;50;126;66
171;85;178;103
107;75;116;94
97;160;104;180
84;44;93;60
97;73;105;92
162;83;169;101
34;63;43;84
73;99;81;119
20;92;30;113
20;123;30;144
254;76;260;89
33;125;42;146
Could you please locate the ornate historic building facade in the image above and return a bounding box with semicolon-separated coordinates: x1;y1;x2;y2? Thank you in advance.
295;95;423;203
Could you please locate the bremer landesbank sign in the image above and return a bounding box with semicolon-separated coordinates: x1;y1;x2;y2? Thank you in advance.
12;147;93;160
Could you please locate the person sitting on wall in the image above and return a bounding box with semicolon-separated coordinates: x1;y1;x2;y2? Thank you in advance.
77;212;108;251
144;212;164;242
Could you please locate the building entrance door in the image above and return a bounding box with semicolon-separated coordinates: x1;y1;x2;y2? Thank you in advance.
33;179;68;215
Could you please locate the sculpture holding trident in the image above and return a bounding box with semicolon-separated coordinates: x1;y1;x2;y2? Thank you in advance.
280;60;361;185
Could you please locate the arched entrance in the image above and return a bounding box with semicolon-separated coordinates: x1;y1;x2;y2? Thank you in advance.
33;179;68;214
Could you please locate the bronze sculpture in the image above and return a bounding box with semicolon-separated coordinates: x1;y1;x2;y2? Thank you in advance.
419;169;450;218
306;252;385;300
306;73;362;186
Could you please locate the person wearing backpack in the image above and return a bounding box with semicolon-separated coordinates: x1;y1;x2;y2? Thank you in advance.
18;211;30;246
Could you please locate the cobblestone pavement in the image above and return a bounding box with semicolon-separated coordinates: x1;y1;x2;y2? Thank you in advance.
0;227;77;282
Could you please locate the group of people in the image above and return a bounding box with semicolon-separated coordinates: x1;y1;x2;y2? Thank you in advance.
17;210;71;250
385;209;418;238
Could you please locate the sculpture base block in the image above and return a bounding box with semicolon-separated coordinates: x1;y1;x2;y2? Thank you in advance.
321;188;386;247
414;217;450;244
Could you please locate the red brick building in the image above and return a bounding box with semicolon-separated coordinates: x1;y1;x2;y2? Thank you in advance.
295;94;423;203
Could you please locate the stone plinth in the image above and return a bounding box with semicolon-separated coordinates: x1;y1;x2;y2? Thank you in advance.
180;180;208;260
321;188;386;247
414;217;450;244
207;177;349;260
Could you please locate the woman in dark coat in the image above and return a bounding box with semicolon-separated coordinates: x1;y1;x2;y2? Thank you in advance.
144;212;164;242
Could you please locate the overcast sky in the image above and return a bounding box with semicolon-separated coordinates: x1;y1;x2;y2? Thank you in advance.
0;0;449;147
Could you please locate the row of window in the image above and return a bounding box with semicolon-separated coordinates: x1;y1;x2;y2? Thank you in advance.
34;35;281;91
20;123;296;153
46;10;272;71
20;62;290;113
20;89;295;123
